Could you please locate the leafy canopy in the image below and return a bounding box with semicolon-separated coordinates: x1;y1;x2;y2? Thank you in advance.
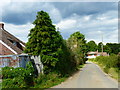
67;31;87;66
24;11;74;75
86;40;97;52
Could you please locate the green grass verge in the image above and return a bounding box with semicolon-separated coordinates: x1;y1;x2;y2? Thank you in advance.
108;68;118;80
33;64;85;88
0;68;1;89
76;64;85;71
33;73;67;88
89;59;119;82
1;64;85;89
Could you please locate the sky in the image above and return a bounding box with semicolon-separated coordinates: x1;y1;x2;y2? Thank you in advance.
0;0;119;44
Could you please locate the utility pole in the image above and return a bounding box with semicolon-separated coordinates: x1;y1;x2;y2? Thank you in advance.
101;32;103;56
57;27;59;31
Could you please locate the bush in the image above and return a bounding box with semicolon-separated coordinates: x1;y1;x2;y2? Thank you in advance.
94;55;118;69
2;78;27;88
2;67;14;79
2;61;35;88
34;72;65;88
91;55;119;79
103;66;109;73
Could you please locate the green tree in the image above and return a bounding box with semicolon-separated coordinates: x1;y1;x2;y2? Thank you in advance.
103;44;111;54
98;42;103;52
98;42;111;54
86;40;97;52
24;11;74;75
67;31;87;66
106;43;120;54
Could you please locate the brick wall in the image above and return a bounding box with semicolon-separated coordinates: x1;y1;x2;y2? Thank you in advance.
0;43;15;55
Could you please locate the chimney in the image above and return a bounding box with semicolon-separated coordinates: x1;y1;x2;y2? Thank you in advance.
0;23;4;30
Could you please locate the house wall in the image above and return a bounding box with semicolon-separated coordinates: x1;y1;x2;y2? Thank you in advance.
0;43;15;55
0;55;30;68
0;55;43;74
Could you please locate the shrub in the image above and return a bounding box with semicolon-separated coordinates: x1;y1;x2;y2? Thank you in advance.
2;77;27;88
13;67;26;78
2;61;35;88
92;55;119;79
2;67;14;79
34;72;65;88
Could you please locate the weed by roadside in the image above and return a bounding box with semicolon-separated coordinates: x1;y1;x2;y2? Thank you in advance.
89;55;119;81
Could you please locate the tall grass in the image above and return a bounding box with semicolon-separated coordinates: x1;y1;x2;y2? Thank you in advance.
89;55;119;80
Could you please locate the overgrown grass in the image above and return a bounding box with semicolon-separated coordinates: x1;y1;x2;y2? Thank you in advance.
1;63;84;89
76;64;85;70
89;55;119;81
33;64;84;88
2;62;35;88
1;60;86;89
33;72;66;88
0;68;1;90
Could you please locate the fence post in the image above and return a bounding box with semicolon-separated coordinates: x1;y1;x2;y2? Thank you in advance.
31;55;44;74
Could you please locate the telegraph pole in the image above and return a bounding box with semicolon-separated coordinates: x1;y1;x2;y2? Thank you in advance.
101;32;103;56
57;27;59;31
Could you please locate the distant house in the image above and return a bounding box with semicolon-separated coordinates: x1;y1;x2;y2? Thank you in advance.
86;51;108;59
0;23;25;55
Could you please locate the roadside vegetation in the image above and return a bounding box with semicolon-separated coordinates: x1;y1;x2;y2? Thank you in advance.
2;62;84;88
86;40;112;54
0;68;1;89
2;10;87;89
2;10;119;88
89;54;120;81
2;61;35;88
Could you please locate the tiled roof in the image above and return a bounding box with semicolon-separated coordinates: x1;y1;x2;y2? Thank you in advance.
0;27;25;54
87;51;98;54
87;51;108;56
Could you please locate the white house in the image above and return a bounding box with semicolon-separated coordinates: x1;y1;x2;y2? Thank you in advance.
86;51;108;59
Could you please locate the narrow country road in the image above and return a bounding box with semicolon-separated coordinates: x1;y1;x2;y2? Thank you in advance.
53;61;118;88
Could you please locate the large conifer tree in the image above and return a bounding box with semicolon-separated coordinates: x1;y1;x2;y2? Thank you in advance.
24;11;73;74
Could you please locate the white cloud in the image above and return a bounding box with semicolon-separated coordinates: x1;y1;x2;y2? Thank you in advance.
41;3;62;23
0;0;11;7
83;15;91;21
0;0;11;21
55;9;118;44
4;23;34;42
105;29;118;43
2;2;62;25
56;19;77;30
10;0;120;2
2;2;40;15
86;29;118;44
0;2;118;44
49;8;62;23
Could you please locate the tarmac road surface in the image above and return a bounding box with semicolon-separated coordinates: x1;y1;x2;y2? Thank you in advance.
53;61;118;88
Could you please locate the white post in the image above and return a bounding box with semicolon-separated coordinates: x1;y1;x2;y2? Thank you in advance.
31;55;43;74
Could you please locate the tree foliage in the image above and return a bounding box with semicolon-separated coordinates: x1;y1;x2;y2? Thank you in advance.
98;42;111;54
24;11;74;75
97;42;103;52
103;44;111;54
86;40;97;52
106;43;120;54
67;31;87;67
